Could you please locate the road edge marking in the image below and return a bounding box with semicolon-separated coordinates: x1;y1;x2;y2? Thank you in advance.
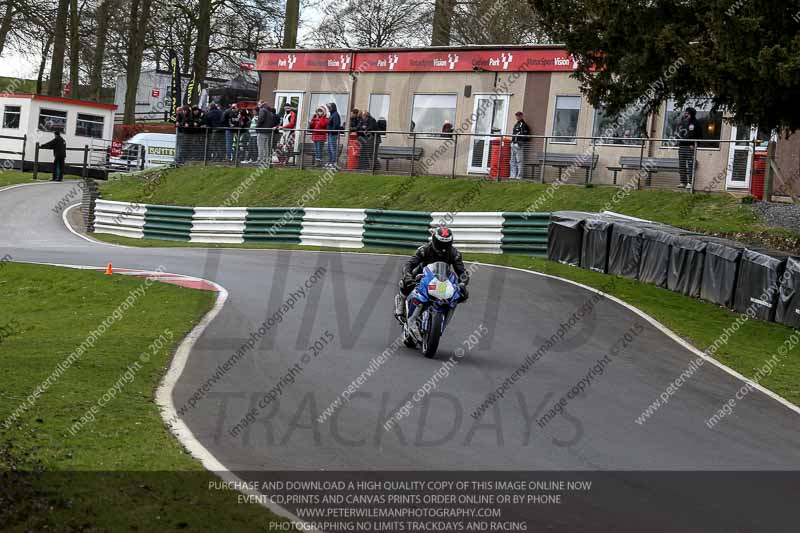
19;261;317;529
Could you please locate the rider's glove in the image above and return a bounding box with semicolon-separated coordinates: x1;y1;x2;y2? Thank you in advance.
458;283;469;302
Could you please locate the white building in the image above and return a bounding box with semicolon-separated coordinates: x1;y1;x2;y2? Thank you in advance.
0;93;116;166
114;70;174;121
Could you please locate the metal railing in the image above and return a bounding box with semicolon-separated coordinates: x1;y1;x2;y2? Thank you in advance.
173;127;767;193
0;134;27;172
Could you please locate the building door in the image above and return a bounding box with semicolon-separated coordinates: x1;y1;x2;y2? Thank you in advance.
274;92;304;128
726;125;757;190
467;94;509;174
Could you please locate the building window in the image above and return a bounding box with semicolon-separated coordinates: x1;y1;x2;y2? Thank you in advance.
369;94;390;125
410;94;457;135
2;105;21;129
662;99;722;149
308;93;349;122
552;95;581;143
592;105;647;146
38;108;67;132
75;113;105;139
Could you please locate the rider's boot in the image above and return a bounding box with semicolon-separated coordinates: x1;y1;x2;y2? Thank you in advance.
394;294;406;322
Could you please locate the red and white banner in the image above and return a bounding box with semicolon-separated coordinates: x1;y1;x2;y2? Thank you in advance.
256;51;353;72
257;49;577;73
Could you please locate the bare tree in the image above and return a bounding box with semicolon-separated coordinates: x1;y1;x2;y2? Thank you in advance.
311;0;432;49
47;0;69;95
89;0;112;100
123;0;153;124
431;0;453;46
450;0;546;45
0;0;17;57
68;0;79;98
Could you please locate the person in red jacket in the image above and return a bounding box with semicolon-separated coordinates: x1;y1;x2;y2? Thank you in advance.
277;104;297;164
309;106;329;166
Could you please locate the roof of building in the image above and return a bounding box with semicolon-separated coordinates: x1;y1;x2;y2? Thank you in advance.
0;93;117;110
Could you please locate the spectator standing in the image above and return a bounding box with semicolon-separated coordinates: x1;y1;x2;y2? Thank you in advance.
41;129;66;181
175;105;191;164
222;103;239;161
204;103;224;160
277;104;297;164
232;108;251;161
326;102;341;168
677;107;700;189
255;101;274;164
510;111;530;179
357;110;380;170
309;105;329;166
244;109;259;164
349;109;361;131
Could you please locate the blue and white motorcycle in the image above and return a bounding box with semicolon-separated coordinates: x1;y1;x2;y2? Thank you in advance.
399;261;462;359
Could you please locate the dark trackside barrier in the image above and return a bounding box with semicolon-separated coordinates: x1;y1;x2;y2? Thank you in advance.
734;249;790;322
638;226;677;288
699;237;744;309
581;217;613;274
547;211;595;266
776;257;800;329
608;223;645;280
668;235;708;298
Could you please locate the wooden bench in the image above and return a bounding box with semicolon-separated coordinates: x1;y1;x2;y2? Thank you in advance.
376;146;424;171
607;156;681;186
526;153;599;183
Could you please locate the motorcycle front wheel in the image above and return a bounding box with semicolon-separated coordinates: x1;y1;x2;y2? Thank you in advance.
421;311;444;359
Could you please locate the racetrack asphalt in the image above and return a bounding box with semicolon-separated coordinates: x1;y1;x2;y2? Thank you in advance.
2;181;798;532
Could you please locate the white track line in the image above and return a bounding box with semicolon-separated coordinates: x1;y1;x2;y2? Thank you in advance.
59;200;800;418
23;261;315;528
49;193;800;520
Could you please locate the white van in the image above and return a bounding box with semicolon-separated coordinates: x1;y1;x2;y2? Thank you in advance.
109;132;176;170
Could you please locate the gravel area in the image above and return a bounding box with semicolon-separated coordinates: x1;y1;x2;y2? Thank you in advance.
752;201;800;233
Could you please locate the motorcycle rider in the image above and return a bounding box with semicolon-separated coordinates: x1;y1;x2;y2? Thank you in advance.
394;227;470;333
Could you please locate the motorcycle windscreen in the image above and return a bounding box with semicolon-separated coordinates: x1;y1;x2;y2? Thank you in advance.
776;257;800;328
426;261;451;282
734;248;788;322
700;238;743;308
667;235;707;298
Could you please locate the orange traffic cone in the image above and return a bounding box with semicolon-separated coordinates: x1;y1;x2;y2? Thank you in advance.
105;263;113;275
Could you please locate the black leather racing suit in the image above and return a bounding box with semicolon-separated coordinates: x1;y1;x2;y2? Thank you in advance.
400;243;470;299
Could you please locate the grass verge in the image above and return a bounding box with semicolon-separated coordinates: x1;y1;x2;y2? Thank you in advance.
0;263;285;531
91;233;800;407
98;166;799;249
0;171;61;188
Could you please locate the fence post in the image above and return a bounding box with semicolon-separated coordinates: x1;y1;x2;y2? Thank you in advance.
690;140;699;193
299;130;306;169
33;142;40;180
765;140;776;202
540;136;548;183
234;128;241;168
82;145;89;178
588;137;596;186
750;139;759;197
450;134;458;179
410;133;417;177
20;134;27;172
371;134;378;175
203;128;209;166
268;129;274;168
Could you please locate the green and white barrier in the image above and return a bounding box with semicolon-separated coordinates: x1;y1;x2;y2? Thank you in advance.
94;200;550;255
